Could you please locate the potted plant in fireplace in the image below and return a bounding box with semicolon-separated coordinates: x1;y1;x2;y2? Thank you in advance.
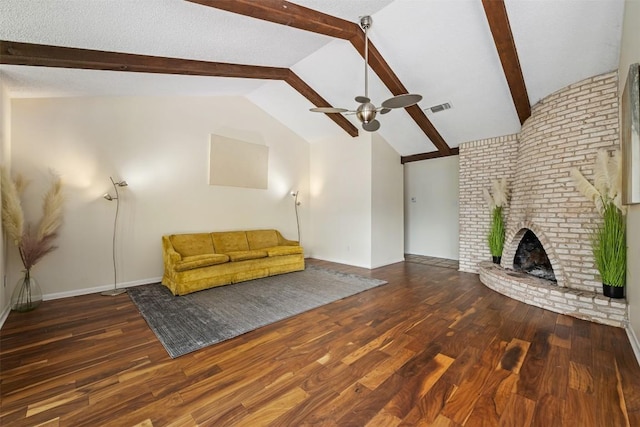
571;150;626;298
483;178;509;264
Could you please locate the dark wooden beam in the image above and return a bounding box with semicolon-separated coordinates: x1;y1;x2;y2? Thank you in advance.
401;147;459;164
0;40;358;137
190;0;452;154
0;40;290;80
286;70;358;137
481;0;531;124
186;0;359;40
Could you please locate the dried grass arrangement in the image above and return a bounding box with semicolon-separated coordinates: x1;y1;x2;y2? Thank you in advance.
570;149;626;293
1;167;64;271
483;178;509;260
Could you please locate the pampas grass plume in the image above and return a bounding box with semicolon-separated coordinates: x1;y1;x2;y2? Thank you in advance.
484;177;509;209
571;167;599;201
571;149;625;215
37;174;64;241
1;167;64;270
482;188;495;210
1;167;24;245
593;150;611;197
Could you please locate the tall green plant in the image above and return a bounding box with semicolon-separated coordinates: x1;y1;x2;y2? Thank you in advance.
571;149;626;287
488;206;505;257
483;178;508;258
592;202;626;287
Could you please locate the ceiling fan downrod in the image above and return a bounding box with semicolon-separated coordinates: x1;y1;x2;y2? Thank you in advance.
361;15;372;102
356;15;379;131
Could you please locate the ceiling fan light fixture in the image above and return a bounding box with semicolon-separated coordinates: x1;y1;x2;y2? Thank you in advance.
356;102;377;123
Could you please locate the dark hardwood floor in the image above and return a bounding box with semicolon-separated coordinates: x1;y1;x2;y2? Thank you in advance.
1;259;639;426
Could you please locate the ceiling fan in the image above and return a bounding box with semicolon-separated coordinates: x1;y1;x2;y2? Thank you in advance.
310;15;422;132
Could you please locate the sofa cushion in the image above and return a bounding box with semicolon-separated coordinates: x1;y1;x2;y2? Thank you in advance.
170;233;215;257
174;254;230;272
246;230;279;250
226;250;268;262
265;246;304;257
212;231;249;253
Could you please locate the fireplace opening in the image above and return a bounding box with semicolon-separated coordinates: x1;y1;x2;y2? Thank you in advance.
513;229;556;282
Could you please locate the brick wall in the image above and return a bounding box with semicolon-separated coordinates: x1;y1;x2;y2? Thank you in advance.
459;135;518;273
460;71;620;294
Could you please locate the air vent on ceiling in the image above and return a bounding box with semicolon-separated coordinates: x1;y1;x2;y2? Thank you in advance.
425;102;452;113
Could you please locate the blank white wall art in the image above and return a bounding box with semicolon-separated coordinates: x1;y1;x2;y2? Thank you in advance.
209;135;268;189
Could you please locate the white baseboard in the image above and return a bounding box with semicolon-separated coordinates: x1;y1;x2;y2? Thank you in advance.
370;258;406;269
0;277;161;330
626;325;640;368
43;277;162;301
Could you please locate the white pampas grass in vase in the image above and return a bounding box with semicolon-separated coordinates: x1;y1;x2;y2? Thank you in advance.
1;168;64;271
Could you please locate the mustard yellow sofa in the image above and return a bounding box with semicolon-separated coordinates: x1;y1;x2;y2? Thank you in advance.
161;229;304;296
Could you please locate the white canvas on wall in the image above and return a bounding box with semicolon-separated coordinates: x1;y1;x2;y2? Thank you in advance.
209;135;269;189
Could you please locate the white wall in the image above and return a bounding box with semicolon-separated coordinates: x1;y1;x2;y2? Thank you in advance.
309;132;372;267
309;132;405;269
8;96;310;297
619;0;640;356
404;155;460;260
371;133;404;268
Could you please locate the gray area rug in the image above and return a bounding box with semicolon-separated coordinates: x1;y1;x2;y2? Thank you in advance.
128;265;387;358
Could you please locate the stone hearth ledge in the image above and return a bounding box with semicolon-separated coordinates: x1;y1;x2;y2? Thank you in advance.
478;261;628;328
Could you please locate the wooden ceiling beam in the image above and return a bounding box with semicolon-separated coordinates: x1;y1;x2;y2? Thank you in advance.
401;147;459;164
481;0;531;125
286;70;359;137
0;40;358;137
192;0;452;156
0;40;289;79
186;0;359;40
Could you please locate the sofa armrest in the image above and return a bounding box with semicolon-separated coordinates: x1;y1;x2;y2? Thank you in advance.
266;246;303;256
275;230;300;246
162;235;182;266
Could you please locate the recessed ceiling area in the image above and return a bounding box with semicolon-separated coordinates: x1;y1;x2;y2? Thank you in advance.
0;0;625;157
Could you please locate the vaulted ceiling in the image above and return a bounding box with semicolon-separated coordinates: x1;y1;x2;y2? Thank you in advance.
0;0;625;160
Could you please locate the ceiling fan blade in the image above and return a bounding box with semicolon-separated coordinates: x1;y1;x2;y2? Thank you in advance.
362;120;380;132
355;95;371;104
381;93;423;109
310;107;349;113
379;108;392;115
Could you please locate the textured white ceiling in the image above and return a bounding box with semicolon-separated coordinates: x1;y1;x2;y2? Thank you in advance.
0;0;626;156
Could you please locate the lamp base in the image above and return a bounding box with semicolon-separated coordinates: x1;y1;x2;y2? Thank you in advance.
101;288;127;296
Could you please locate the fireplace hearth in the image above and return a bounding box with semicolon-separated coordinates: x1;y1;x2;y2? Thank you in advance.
513;229;556;282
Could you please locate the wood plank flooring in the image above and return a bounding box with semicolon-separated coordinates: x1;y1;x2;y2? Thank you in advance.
1;259;640;426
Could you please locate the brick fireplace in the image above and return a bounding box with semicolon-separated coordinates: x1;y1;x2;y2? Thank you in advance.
459;71;628;327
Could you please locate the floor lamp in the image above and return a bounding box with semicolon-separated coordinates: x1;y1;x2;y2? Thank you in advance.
102;177;128;296
291;191;301;243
